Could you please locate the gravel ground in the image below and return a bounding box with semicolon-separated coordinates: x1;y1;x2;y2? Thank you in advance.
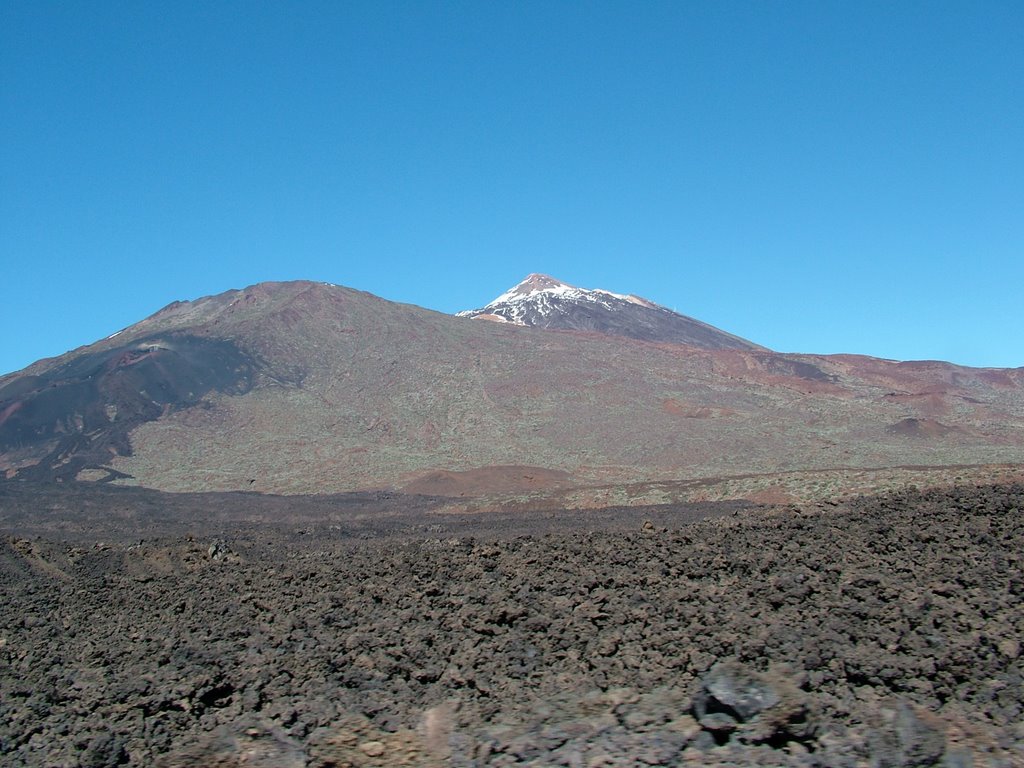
1;483;1022;766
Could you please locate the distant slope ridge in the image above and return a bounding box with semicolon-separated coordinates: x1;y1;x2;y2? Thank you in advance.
457;273;764;351
2;278;1023;496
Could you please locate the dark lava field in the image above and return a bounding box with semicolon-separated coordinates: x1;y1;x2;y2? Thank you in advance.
1;482;1022;767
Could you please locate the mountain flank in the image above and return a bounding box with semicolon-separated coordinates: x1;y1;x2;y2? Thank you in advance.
1;278;1023;497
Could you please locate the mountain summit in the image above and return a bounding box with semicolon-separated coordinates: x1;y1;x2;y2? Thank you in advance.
2;279;1022;497
458;274;764;351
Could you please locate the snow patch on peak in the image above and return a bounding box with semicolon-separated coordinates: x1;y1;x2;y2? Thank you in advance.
487;274;575;306
455;273;670;327
456;273;763;351
594;290;659;309
473;274;661;314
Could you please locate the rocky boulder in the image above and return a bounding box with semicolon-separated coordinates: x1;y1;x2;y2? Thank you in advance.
692;659;816;748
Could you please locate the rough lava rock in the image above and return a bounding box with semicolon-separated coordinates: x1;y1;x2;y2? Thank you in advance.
692;659;815;748
1;482;1022;766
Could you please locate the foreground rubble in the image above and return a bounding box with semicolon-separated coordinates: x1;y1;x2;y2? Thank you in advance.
1;484;1022;766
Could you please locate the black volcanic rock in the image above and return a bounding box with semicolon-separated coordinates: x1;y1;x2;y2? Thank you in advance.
1;483;1022;766
458;273;765;351
0;333;256;482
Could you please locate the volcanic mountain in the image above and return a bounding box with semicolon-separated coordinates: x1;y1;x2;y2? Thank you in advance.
2;279;1023;500
458;274;763;351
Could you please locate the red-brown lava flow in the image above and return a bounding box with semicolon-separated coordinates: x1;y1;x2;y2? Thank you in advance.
1;483;1022;766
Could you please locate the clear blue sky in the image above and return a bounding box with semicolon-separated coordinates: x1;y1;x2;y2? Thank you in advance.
2;0;1022;375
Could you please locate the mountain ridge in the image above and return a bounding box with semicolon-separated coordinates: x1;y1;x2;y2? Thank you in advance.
2;278;1023;498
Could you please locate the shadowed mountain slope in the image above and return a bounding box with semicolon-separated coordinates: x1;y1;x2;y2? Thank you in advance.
2;280;1023;495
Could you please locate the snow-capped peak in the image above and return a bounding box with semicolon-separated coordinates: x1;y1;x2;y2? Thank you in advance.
487;274;575;305
465;274;659;314
456;273;764;351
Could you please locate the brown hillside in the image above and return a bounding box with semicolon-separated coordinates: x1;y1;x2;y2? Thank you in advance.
2;280;1023;496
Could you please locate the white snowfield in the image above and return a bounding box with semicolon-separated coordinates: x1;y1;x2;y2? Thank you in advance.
456;274;659;325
